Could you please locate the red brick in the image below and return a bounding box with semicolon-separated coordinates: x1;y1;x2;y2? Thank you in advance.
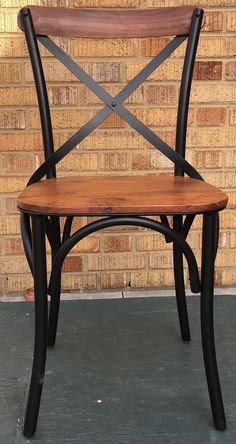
5;197;18;215
24;288;34;301
0;11;18;33
140;37;170;57
104;235;132;252
4;238;23;255
100;152;129;171
226;11;236;32
0;153;34;174
196;107;226;126
61;274;97;291
146;85;177;105
59;153;98;172
203;12;223;32
101;113;126;129
0;87;37;106
71;237;100;253
48;86;79;106
0;37;28;57
0;63;22;83
227;192;236;209
87;253;145;271
194;150;223;169
132;152;172;170
0;176;27;193
92;63;123;82
225;62;236;81
230;109;236;126
130;271;175;288
193;62;222;81
0;217;20;235
62;256;83;272
100;272;128;289
0;132;43;152
71;39;138;58
0;110;25;130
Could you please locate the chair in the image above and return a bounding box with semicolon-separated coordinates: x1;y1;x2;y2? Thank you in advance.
17;5;228;438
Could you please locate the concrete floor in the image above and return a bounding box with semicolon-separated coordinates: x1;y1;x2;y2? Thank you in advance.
1;295;236;443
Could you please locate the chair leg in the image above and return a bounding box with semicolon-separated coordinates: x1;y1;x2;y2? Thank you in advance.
173;215;191;343
47;216;62;347
201;212;226;431
173;244;191;342
23;215;48;438
47;278;61;347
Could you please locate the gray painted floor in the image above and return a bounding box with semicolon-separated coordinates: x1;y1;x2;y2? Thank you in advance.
0;295;236;443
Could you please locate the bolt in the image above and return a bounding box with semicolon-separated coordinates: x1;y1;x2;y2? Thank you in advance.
22;8;29;16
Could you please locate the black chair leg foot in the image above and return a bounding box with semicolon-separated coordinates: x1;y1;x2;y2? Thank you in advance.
214;419;227;431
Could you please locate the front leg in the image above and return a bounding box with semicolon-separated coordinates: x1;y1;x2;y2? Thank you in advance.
23;214;48;438
200;211;226;430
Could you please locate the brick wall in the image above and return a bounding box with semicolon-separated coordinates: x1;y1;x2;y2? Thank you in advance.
0;0;235;295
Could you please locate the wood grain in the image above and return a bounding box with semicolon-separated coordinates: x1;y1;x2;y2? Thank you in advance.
17;6;198;38
17;175;228;216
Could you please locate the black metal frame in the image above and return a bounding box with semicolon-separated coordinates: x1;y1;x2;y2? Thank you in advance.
18;6;227;438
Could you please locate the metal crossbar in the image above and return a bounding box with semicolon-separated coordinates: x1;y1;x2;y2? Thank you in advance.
28;34;202;185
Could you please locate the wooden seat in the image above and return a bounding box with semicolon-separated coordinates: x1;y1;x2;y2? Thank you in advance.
17;4;228;439
17;175;228;216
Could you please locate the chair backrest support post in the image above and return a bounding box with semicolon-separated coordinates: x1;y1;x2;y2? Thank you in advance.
175;8;203;176
21;8;56;179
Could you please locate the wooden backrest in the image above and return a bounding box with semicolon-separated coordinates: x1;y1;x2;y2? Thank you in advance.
18;5;196;38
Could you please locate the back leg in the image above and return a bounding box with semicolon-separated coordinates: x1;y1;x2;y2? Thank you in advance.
47;278;61;347
173;215;191;343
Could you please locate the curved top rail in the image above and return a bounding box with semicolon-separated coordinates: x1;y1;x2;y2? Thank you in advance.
18;5;200;38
